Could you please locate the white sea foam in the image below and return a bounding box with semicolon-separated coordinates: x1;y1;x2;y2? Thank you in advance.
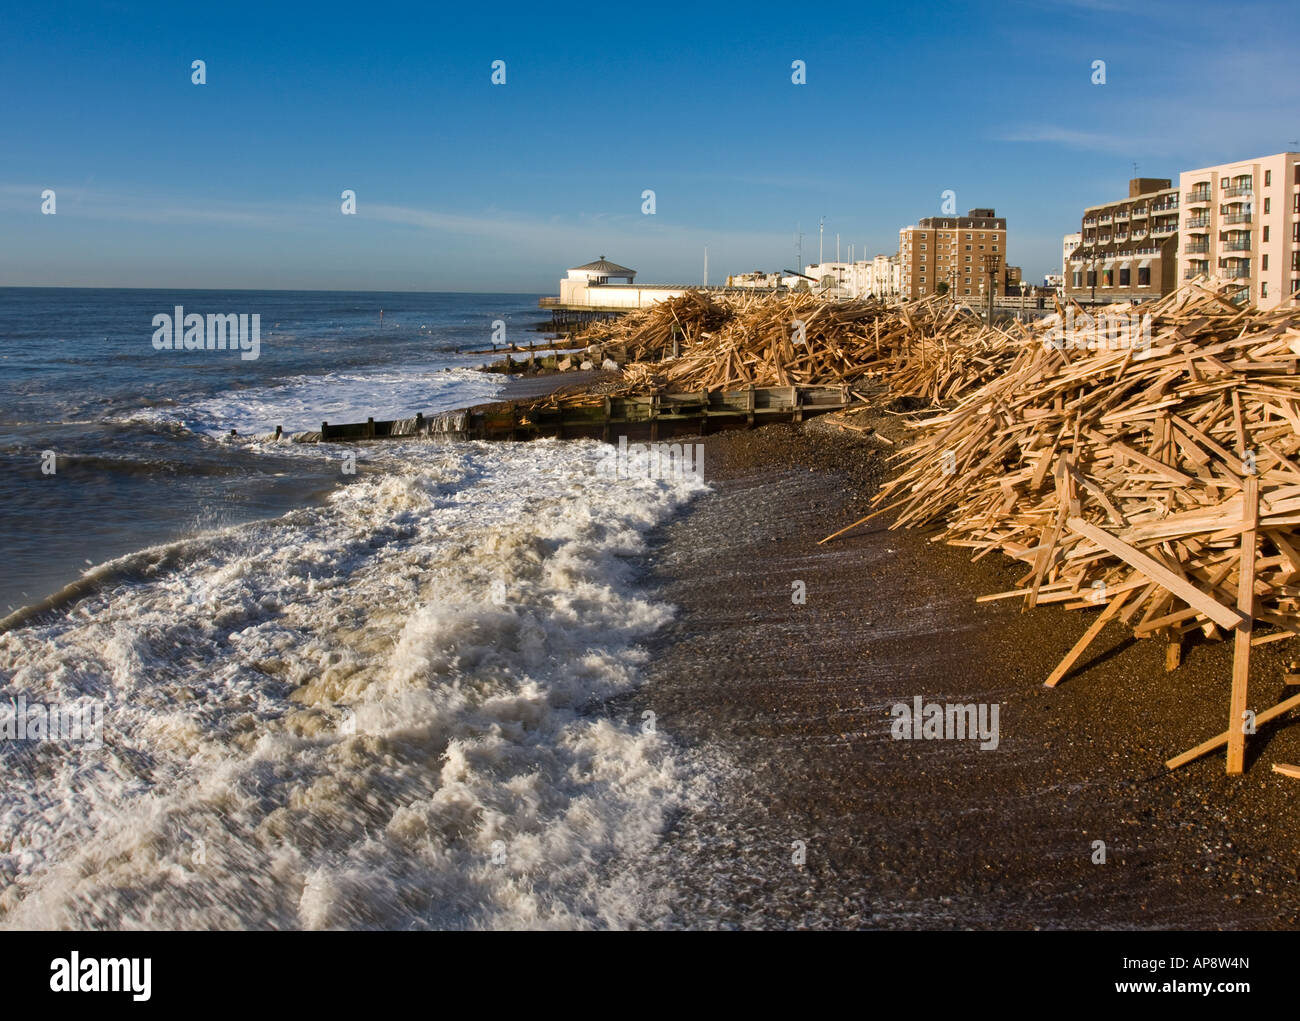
114;366;503;438
0;439;710;929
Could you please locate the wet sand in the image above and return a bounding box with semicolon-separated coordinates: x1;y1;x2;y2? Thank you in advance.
632;421;1300;929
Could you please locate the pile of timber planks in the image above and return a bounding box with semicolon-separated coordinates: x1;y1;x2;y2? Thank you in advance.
825;282;1300;774
575;291;1020;400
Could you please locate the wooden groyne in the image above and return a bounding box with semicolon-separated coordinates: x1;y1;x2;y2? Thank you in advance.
304;384;860;444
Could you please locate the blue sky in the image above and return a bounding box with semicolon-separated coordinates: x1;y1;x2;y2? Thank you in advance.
2;0;1297;292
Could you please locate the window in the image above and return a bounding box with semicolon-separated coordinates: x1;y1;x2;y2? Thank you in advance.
992;245;998;251
1264;198;1271;213
1263;254;1269;270
964;288;971;295
965;255;972;262
920;243;927;250
1293;251;1300;271
1102;269;1113;287
1138;267;1151;286
1265;169;1272;186
1119;268;1131;286
1086;271;1097;287
978;233;985;239
965;244;972;251
966;233;973;239
979;244;985;250
1073;270;1083;287
1295;193;1300;214
1264;226;1270;242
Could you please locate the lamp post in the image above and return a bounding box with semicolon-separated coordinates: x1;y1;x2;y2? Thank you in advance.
986;253;1000;325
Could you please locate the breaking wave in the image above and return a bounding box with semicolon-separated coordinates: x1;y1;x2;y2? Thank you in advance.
0;439;709;929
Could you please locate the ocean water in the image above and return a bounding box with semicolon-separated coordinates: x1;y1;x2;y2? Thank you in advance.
0;289;712;929
0;288;529;612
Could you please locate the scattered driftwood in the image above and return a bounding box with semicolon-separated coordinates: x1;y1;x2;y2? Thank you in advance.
812;281;1300;775
572;291;1018;400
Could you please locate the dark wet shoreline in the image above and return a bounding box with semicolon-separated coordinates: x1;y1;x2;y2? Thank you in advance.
633;421;1300;930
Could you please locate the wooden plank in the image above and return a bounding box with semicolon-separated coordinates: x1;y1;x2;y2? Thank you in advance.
1166;690;1300;770
1227;475;1259;774
1273;762;1300;779
1066;517;1245;631
1044;588;1132;688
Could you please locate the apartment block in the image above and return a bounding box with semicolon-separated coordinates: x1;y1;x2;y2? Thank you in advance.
1064;178;1179;305
1178;152;1300;310
898;208;1007;300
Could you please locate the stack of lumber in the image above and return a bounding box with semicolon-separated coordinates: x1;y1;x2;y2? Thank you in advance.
575;291;1020;401
827;282;1300;774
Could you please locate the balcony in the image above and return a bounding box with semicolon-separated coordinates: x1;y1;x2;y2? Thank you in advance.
1186;216;1211;229
1223;212;1252;224
1131;206;1149;218
1186;188;1212;204
1098;214;1113;224
1184;268;1207;279
1114;211;1129;221
1185;241;1210;253
1223;266;1251;279
1222;241;1252;252
1225;182;1253;197
1151;199;1180;212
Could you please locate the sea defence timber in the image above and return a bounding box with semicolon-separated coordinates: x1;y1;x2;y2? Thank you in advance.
289;385;861;444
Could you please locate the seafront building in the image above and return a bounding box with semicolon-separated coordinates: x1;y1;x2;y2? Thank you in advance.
1061;232;1081;283
1064;178;1179;305
727;270;818;290
1177;152;1300;310
801;255;902;300
898;209;1008;300
542;256;718;330
554;257;694;309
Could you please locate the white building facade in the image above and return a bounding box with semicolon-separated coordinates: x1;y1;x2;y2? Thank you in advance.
1178;152;1300;310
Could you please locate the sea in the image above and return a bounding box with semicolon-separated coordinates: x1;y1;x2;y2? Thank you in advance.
0;288;710;929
